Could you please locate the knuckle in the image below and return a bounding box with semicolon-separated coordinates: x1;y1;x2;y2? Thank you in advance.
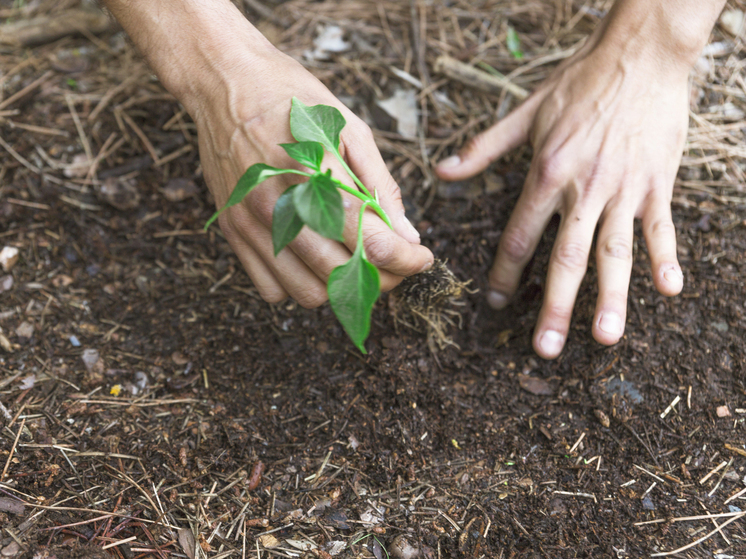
247;188;276;226
600;235;632;262
649;218;676;238
553;241;588;270
499;228;532;264
534;151;567;191
363;230;397;269
543;302;573;323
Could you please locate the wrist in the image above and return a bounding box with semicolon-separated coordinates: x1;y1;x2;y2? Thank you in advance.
102;0;280;116
596;0;726;73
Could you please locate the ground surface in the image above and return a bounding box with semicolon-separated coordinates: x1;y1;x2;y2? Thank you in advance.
1;1;745;558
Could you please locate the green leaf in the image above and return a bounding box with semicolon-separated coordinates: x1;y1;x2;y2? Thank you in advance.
280;141;325;172
290;97;346;155
328;242;380;353
292;171;345;241
507;27;523;60
272;185;304;256
205;163;304;229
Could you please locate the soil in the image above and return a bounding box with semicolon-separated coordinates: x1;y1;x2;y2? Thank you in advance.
1;1;745;558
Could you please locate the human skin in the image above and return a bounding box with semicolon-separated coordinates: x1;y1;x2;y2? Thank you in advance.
436;0;727;358
101;0;434;309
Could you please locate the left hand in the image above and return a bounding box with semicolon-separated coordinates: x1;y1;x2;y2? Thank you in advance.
435;18;692;359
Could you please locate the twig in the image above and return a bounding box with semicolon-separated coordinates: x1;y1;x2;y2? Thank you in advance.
0;70;53;111
434;55;528;100
649;512;745;557
1;418;25;482
65;95;93;163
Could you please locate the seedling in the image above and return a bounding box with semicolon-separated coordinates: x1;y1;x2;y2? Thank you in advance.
205;98;393;353
506;26;524;59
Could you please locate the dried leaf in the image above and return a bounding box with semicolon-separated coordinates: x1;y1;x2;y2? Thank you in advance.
518;373;554;396
377;89;419;139
177;528;196;559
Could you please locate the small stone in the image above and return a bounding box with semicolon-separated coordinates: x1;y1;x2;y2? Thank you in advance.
0;541;20;557
594;409;611;428
390;535;421;559
171;351;189;365
69;335;81;347
0;246;19;272
98;177;141;210
81;349;101;371
15;321;34;339
162;178;199;202
641;495;656;510
0;275;13;293
716;405;731;417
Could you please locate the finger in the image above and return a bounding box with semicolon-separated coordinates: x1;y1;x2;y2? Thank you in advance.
533;209;599;359
486;163;560;309
225;208;330;309
285;225;405;292
343;125;423;245
435;97;539;181
641;188;683;297
592;203;635;345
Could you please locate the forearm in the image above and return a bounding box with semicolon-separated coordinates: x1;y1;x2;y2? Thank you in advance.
100;0;278;115
598;0;727;71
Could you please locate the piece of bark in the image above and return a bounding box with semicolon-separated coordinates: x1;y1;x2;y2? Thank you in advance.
433;55;529;100
0;8;116;47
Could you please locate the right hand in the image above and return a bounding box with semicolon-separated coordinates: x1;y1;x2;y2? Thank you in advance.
191;50;433;308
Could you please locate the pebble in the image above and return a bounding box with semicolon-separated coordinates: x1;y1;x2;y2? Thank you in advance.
69;335;81;347
0;246;19;272
0;541;20;557
15;321;34;339
390;535;421;559
716;405;731;418
162;178;199;202
81;348;101;371
98;177;141;210
0;275;13;293
641;496;655;510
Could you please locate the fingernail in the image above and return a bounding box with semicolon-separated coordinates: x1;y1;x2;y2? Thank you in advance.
399;211;420;243
538;330;564;357
437;155;461;169
419;260;433;273
487;290;508;310
598;312;623;337
663;268;683;284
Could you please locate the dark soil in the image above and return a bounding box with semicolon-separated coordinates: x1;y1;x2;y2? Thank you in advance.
1;1;745;558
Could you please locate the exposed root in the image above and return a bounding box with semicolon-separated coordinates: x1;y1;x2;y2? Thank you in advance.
390;259;475;353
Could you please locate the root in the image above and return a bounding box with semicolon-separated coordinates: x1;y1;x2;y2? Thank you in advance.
390;259;475;353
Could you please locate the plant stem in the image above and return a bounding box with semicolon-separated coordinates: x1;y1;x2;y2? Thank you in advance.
334;153;373;199
356;200;370;251
333;179;393;230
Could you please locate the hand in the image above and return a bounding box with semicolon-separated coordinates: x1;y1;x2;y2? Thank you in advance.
436;9;697;359
195;50;433;307
102;0;432;309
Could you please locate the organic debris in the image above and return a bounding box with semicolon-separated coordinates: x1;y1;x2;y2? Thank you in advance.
390;259;474;352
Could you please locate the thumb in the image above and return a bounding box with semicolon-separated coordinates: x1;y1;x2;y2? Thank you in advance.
435;98;537;181
344;128;422;245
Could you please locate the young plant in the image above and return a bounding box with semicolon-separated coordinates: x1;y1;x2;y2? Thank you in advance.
205;98;393;353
